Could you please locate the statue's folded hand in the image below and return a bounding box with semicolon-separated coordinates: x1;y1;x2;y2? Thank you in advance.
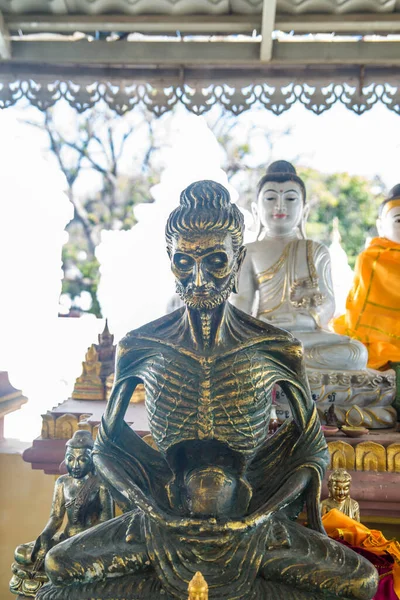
152;511;273;536
31;533;51;563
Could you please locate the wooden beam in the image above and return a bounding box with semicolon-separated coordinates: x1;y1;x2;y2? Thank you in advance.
10;40;261;65
6;13;400;37
275;13;400;34
0;10;11;59
273;40;400;65
260;0;277;62
7;39;400;67
6;14;260;35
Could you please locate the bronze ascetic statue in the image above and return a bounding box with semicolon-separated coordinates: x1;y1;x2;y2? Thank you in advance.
10;431;113;597
38;181;377;600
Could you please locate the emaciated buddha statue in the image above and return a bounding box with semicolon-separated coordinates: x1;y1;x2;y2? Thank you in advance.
10;431;113;597
37;181;377;600
321;469;360;522
232;161;395;429
334;184;400;371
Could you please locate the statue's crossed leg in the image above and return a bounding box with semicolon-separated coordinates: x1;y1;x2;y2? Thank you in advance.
36;511;377;600
260;517;377;600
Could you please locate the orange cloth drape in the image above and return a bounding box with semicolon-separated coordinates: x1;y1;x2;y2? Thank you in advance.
322;509;400;598
333;237;400;369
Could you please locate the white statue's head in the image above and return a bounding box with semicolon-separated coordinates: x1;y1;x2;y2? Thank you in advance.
253;160;308;239
377;184;400;244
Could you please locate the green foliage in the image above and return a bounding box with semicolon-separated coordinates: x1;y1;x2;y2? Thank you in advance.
62;243;101;317
299;167;386;268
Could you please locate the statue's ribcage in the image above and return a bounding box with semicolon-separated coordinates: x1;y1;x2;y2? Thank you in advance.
138;349;273;458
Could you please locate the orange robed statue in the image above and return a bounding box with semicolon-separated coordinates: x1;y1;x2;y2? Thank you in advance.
334;184;400;370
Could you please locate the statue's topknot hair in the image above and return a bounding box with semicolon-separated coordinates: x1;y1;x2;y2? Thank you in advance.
166;180;244;252
379;183;400;216
328;468;352;484
257;160;306;203
66;430;94;450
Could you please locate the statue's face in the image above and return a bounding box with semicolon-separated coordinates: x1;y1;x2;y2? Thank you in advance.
170;231;244;310
377;204;400;244
65;448;93;479
189;590;207;600
329;479;350;502
256;180;304;236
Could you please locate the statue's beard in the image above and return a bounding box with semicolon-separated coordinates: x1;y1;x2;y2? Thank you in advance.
176;271;236;311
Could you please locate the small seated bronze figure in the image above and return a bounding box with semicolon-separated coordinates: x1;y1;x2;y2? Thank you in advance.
38;181;378;600
10;430;113;597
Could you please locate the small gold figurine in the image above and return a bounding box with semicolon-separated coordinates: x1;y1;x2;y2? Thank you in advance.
321;468;360;521
10;431;113;596
188;571;208;600
72;345;104;400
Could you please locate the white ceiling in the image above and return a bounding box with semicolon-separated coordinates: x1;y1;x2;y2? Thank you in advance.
0;0;399;15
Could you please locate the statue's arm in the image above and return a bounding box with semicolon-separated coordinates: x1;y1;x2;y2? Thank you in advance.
320;500;329;517
354;501;361;522
31;479;65;560
346;254;362;309
230;249;258;316
312;242;335;327
244;467;313;527
278;358;315;427
98;485;114;523
103;377;139;439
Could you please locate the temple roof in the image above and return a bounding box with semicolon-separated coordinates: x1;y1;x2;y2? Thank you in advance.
0;0;399;115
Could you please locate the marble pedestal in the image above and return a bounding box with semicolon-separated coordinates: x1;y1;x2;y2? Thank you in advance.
275;368;396;429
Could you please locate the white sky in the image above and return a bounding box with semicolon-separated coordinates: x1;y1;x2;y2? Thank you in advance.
231;102;400;188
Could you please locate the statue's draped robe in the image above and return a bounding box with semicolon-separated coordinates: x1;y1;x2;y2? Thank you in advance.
255;239;331;326
320;497;360;521
252;239;367;372
323;509;400;600
93;306;330;599
334;237;400;369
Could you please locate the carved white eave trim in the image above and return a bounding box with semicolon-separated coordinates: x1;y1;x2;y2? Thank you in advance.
0;64;399;116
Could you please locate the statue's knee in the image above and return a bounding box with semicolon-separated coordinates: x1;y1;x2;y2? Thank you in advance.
349;561;379;600
361;567;379;600
45;545;70;585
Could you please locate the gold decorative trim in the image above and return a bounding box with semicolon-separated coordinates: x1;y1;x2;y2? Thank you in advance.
327;441;355;471
355;441;386;472
387;443;400;473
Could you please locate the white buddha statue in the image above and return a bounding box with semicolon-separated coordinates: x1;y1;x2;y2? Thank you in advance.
232;161;395;428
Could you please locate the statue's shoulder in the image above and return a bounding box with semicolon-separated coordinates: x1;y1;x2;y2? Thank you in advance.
229;304;298;347
246;238;328;257
295;238;328;253
119;308;186;350
56;474;69;486
244;239;269;258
